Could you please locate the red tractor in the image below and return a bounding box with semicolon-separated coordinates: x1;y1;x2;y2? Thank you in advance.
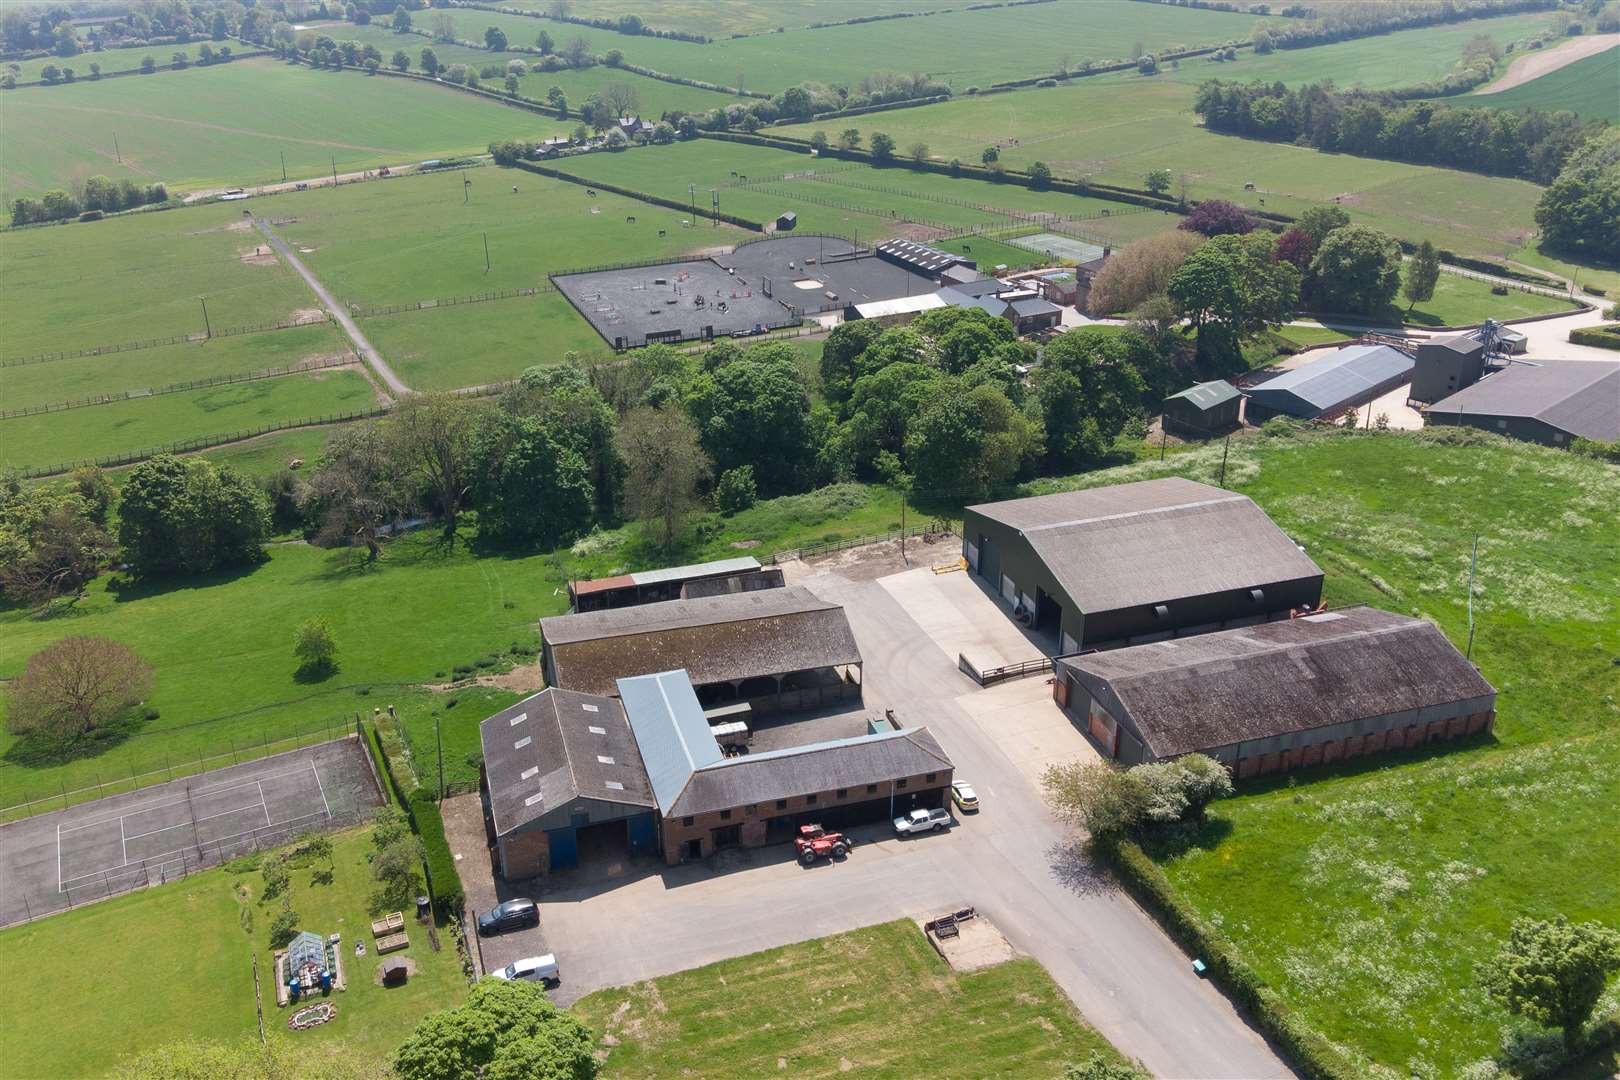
795;824;853;866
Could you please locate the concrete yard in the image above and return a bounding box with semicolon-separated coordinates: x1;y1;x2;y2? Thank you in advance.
878;563;1052;671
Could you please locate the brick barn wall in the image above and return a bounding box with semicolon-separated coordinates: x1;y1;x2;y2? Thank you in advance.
498;827;550;880
1232;709;1494;779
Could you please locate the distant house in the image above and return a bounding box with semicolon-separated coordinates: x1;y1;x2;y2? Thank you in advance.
616;116;653;138
1163;380;1241;438
1245;343;1415;421
1053;606;1496;777
1425;360;1619;446
935;284;1061;335
1071;248;1112;314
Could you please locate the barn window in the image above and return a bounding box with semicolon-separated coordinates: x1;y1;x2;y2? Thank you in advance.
720;809;731;820
836;788;847;799
681;816;693;826
776;798;787;809
1249;588;1265;604
806;793;818;805
925;773;937;783
896;778;908;790
1153;604;1170;620
866;784;878;794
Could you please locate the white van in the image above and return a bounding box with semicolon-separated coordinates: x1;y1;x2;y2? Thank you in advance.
491;954;559;985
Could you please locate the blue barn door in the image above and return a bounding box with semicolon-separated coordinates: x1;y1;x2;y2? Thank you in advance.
547;827;578;870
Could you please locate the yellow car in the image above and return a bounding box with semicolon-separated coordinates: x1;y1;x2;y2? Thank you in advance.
950;782;979;812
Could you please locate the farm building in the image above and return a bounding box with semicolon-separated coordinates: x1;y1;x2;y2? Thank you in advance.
844;292;949;325
1071;249;1112;314
678;567;785;600
1162;379;1241;438
539;586;863;706
1425;360;1620;446
479;688;658;878
935;283;1063;335
1409;331;1487;404
961;477;1323;653
1053;606;1496;777
622;670;953;865
568;556;766;612
1037;270;1079;306
875;237;975;278
775;210;797;230
1245;343;1415;421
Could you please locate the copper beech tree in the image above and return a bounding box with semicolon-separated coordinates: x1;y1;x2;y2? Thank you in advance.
6;636;153;739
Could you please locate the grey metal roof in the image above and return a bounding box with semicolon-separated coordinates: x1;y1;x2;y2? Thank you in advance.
667;727;952;817
1166;380;1240;410
852;293;948;319
1059;607;1494;758
630;556;760;587
941;277;1010;299
966;477;1322;614
1010;296;1061;317
480;689;655;838
1247;344;1414;416
876;238;963;274
617;670;723;816
1425;332;1484;355
1426;360;1619;442
541;586;862;696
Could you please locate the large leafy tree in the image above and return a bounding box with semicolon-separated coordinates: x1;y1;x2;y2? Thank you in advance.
617;404;710;550
1085;231;1204;316
386;392;483;540
1403;239;1441;313
818;319;886;403
469;414;594;548
685;344;814;497
0;485;113;612
1168;233;1299;375
117;455;269;578
1308;224;1402;316
1535;126;1620;260
502;365;623;519
907;382;1040;498
1480;915;1620;1050
394;973;596;1080
6;636;152;739
1034;328;1147;473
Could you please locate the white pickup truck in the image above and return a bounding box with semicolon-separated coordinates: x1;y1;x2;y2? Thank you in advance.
893;807;951;835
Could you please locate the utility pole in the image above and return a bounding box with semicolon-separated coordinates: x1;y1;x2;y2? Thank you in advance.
1465;534;1479;661
113;132;121;163
1217;433;1230;488
280;151;287;182
688;182;695;220
900;489;907;563
465;177;472;204
331;157;337;184
1159;416;1166;461
483;231;491;273
200;296;212;339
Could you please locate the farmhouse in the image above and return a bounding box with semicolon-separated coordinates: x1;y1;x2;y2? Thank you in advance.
480;670;953;875
539;586;863;706
1162;379;1241;438
1052;606;1496;777
1424;359;1620;446
1245;343;1415;421
480;688;659;879
961;478;1323;652
567;556;767;611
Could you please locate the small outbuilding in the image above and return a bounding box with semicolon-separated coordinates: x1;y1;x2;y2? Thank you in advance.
1425;359;1619;446
1053;606;1495;777
1246;343;1414;421
775;211;798;231
1409;331;1487;404
1162;380;1241;438
568;556;764;612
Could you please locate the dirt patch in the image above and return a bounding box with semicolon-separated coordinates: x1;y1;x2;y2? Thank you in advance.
924;914;1018;973
891;221;954;243
420;665;544;694
1330;192;1363;208
371;956;417;985
239;244;278;266
227;220;254;233
730;539;761;549
289;307;324;323
1477;33;1619;93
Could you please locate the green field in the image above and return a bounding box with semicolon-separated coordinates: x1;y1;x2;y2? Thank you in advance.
407;0;1264;93
1;202;325;357
4;42;269;84
575;919;1134;1077
1468;45;1620;123
1339;267;1577;328
0;482;903;810
504;0;993;38
1053;428;1620;1074
0;363;376;472
778;76;1549;259
0;58;560;201
361;294;609;390
0;826;467;1079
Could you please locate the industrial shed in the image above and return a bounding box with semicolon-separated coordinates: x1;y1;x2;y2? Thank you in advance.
875;237;973;279
568;556;764;612
1425;360;1619;446
479;689;658;879
1246;343;1414;421
961;477;1323;652
540;586;863;706
621;670;952;864
1408;331;1486;404
1053;607;1495;777
1163;380;1241;438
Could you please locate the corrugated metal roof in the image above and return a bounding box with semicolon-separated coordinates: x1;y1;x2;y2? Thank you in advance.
667;727;953;817
1010;297;1061;317
1166;380;1240;410
618;670;723;815
1427;360;1619;442
852;293;948;319
876;238;962;273
479;689;655;837
630;556;760;587
1248;344;1414;416
966;478;1321;615
1424;332;1484;355
1059;607;1494;757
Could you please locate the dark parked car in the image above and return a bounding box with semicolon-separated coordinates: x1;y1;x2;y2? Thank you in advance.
477;898;539;936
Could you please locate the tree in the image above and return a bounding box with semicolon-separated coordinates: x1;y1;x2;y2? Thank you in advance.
484;26;507;50
1042;760;1148;837
392;49;410;71
394;979;596;1080
302;425;412;561
1086;230;1204;316
211;11;229;40
1169;232;1300;373
1178;199;1254;237
505;73;519;94
0;491;112;613
1028;160;1053;188
686;345;815;496
1294;204;1351;245
468;414;595;547
618;405;709;549
981;146;999;165
561;35;591;67
837;128;862;151
117;456;270;578
869;132;896;163
1035;328;1147;471
907;382;1039;497
601;80;638;119
1535;127;1620;259
1481;916;1620;1050
908;141;930;164
809;130;829;152
419;46;439;75
1402;239;1441;313
1273;227;1315;273
370;812;426;912
603;47;623;67
140;55;156;73
713;465;757;514
6;637;153;739
293;617;337;675
393;6;412;32
1308;224;1402;316
1144;168;1172;195
535;28;554;53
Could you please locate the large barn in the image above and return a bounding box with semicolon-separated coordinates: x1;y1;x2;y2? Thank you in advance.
1053;606;1495;777
1424;360;1619;446
961;478;1323;652
1245;343;1414;421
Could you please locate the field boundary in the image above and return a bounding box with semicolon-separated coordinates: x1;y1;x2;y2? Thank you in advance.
3;46;272;90
0;353;360;420
3;312;335;368
509;159;767;229
348;285;553;318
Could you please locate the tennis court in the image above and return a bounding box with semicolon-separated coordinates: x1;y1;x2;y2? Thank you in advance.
1004;232;1107;264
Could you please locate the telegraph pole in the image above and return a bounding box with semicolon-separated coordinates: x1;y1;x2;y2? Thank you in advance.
200;296;212;339
280;151;287;182
464;177;472;204
1217;433;1230;487
435;716;445;801
483;232;491;272
331;157;337;184
1465;534;1479;661
113;132;121;163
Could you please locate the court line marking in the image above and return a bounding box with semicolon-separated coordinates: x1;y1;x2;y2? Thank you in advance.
57;762;329;835
56;823;62;893
313;763;332;820
120;814;127;865
121;798;267;843
58;806;334;892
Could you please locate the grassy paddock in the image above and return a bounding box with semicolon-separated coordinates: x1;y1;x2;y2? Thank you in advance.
573;919;1134;1077
0;361;375;472
504;0;992;38
0;58;559;201
0;826;467;1078
361;294;609;390
5;41;267;83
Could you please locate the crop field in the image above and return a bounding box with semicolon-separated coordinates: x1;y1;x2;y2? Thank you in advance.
778;76;1547;259
575;920;1133;1077
504;0;993;38
0;361;377;472
410;1;1265;93
1;201;324;358
0;58;560;202
1157;10;1566;90
4;41;268;83
1469;44;1620;123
